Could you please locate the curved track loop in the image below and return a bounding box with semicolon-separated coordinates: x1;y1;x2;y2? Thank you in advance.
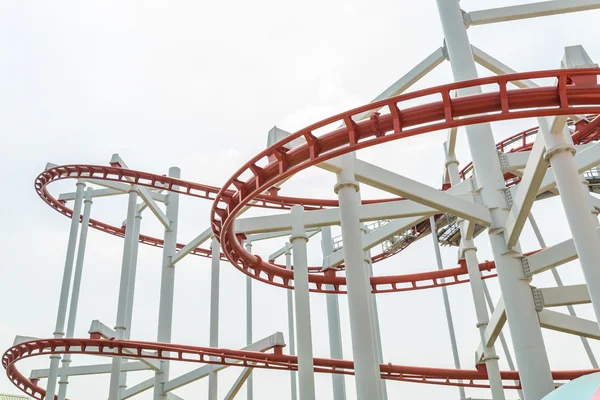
210;68;600;293
37;166;504;292
5;338;598;399
37;164;402;265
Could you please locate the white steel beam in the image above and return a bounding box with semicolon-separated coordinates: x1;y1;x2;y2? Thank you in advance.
471;45;537;88
171;227;213;266
110;154;169;229
539;284;591;307
88;320;161;371
467;0;600;26
122;377;155;399
236;200;435;235
323;215;431;269
526;231;580;275
538;309;600;339
323;157;491;225
290;206;317;399
475;297;506;361
539;140;600;194
446;128;459;158
351;47;446;122
335;155;382;399
237;177;475;236
224;367;254;400
505;134;549;249
484;297;506;348
248;229;319;244
268;230;320;261
163;332;285;392
30;362;151;379
59;188;123;202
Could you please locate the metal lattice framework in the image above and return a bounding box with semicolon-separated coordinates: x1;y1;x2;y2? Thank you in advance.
5;2;600;400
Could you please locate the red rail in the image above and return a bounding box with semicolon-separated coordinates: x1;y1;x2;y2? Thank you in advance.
210;68;600;292
5;338;598;399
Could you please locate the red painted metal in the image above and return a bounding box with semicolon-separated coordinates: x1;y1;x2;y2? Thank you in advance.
210;69;600;293
4;337;598;399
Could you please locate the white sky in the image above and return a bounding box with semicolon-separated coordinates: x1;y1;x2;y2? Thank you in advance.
2;1;600;399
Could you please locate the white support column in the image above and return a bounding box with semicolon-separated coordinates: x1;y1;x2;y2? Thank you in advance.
208;237;220;400
446;145;506;400
429;217;466;400
120;206;142;395
57;186;92;400
538;119;600;328
45;180;85;400
462;243;506;400
109;186;139;400
336;155;382;400
320;226;346;400
290;205;316;399
528;213;598;368
284;244;298;400
245;242;254;400
436;1;555;398
481;281;523;399
360;225;387;400
154;167;180;400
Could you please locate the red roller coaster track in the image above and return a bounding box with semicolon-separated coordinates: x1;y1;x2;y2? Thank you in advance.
209;68;600;293
7;69;600;398
4;337;598;399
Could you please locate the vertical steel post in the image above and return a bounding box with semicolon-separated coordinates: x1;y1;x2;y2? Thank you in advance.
436;1;554;397
57;186;93;400
154;167;180;400
125;209;142;339
528;213;598;368
361;227;387;400
208;237;220;399
429;216;466;400
285;243;298;400
336;155;382;400
445;157;505;399
109;186;139;400
245;242;254;400
120;206;143;395
290;205;316;399
45;180;85;400
539;123;600;327
320;226;346;400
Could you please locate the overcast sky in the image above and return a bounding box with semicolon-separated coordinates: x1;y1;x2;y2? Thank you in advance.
2;1;600;399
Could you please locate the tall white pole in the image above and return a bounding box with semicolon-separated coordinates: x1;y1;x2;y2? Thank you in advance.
445;157;505;399
120;206;143;395
290;205;316;399
336;155;382;400
245;242;254;400
539;121;600;326
528;213;598;368
45;180;85;400
429;217;466;400
125;210;142;338
436;2;555;397
320;226;347;400
360;228;387;400
109;186;139;400
209;237;220;400
57;186;92;400
154;167;180;400
285;244;298;400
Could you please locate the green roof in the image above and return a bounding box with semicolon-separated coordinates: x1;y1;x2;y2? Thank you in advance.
0;394;29;400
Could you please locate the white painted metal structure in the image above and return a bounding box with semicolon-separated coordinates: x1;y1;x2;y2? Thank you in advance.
7;2;600;400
